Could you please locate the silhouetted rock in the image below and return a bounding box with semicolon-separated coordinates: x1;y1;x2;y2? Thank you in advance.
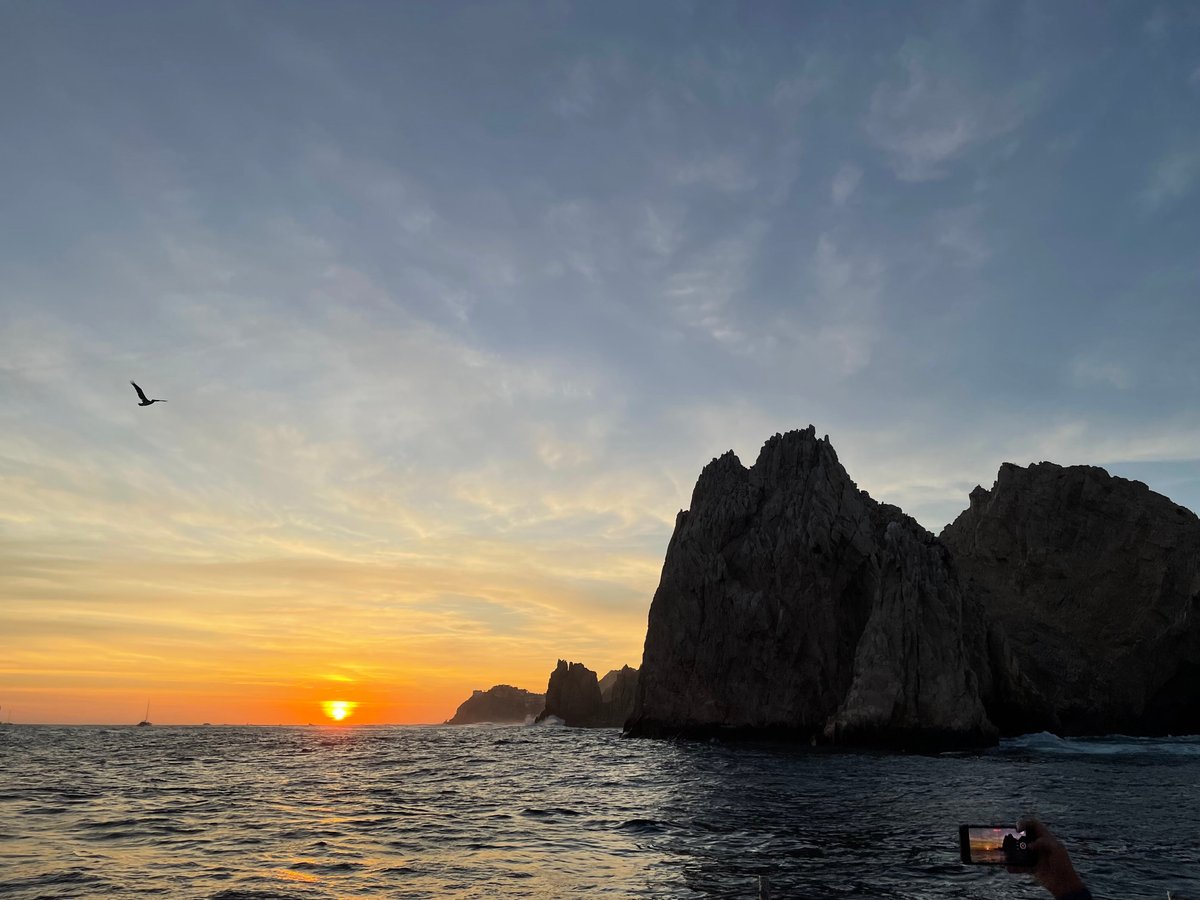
537;660;640;727
600;666;639;726
444;684;544;725
598;668;623;700
536;660;603;726
627;427;998;750
942;462;1200;736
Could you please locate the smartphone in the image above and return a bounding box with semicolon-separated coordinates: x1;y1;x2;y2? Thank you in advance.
958;824;1037;866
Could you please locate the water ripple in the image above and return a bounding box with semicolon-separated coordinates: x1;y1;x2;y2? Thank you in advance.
0;726;1197;898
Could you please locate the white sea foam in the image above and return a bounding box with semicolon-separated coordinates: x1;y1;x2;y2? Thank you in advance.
1002;731;1200;756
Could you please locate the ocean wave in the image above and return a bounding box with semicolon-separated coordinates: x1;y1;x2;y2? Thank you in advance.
1001;731;1200;756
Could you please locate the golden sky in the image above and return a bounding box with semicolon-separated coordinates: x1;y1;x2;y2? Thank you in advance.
2;496;666;724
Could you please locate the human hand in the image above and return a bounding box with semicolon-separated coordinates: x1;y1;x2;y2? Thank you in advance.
1006;816;1087;897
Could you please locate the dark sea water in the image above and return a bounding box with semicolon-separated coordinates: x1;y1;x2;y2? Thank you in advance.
1;725;1197;899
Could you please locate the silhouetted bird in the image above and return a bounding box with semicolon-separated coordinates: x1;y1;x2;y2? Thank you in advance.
130;381;167;407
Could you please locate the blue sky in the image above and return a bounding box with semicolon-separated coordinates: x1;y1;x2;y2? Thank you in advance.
1;2;1198;722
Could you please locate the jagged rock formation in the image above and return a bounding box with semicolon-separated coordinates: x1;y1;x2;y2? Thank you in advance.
598;668;624;699
600;666;639;725
941;462;1200;736
537;660;639;727
627;427;1000;750
536;660;603;726
444;684;544;725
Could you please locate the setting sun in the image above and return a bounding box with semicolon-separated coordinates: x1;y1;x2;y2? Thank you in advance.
321;700;357;723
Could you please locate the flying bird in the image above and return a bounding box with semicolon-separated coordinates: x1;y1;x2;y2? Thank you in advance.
130;381;167;407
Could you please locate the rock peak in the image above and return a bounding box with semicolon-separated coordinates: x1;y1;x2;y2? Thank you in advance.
537;660;639;727
628;425;994;750
630;431;1200;747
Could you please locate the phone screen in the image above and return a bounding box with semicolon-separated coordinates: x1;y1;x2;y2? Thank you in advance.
959;825;1030;865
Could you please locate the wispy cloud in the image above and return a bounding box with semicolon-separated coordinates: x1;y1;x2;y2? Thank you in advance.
669;154;758;193
830;164;863;206
1069;356;1134;391
1139;147;1200;211
864;43;1029;181
1144;6;1171;40
553;58;599;118
663;223;764;350
770;55;832;116
799;235;885;377
635;203;686;259
934;205;991;267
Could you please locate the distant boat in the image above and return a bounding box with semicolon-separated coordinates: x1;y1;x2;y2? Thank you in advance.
137;701;152;727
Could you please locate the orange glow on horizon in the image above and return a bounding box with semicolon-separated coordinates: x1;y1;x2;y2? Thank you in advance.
1;546;649;725
321;699;357;722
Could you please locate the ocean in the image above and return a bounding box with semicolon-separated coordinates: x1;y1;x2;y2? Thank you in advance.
1;725;1196;898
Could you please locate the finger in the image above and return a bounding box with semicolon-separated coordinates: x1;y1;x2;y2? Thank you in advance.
1017;815;1043;833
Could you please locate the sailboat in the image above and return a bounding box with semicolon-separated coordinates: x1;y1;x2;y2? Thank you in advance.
137;701;152;727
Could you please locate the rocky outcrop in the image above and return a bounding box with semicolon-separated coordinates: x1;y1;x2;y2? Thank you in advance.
537;660;639;727
627;427;1001;750
536;660;603;726
600;666;639;725
598;668;624;699
444;684;544;725
941;462;1200;736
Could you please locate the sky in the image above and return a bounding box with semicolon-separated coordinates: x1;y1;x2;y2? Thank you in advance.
2;1;1198;725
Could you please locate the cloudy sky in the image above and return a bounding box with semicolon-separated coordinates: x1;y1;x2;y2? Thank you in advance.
2;2;1198;724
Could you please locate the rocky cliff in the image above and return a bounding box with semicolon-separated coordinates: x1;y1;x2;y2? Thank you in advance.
537;660;639;727
444;684;544;725
627;427;1002;749
941;462;1200;736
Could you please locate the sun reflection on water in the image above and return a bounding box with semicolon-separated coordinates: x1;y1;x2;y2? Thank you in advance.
271;867;319;883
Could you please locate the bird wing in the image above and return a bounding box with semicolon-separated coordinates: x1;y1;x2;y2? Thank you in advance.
130;381;149;402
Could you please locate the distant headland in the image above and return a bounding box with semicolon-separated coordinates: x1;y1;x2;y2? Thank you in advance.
445;663;639;728
444;685;545;725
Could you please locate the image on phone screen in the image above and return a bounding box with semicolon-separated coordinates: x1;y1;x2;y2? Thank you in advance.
958;825;1030;865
